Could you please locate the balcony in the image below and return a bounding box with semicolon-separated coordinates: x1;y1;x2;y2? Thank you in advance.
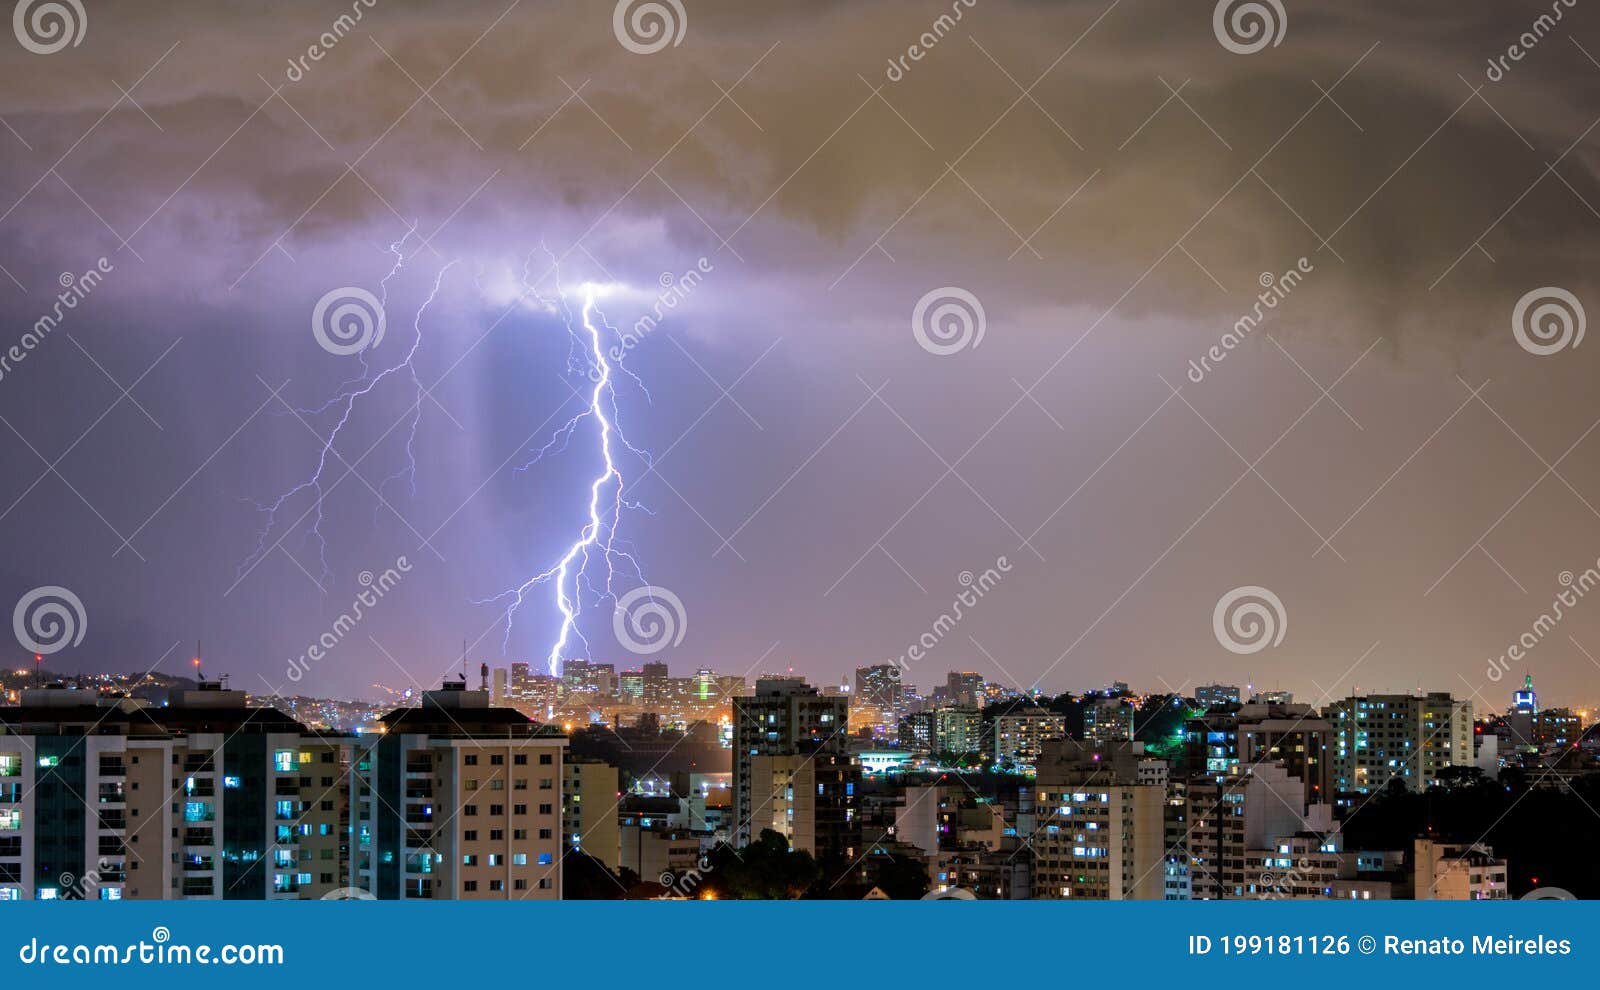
181;829;214;847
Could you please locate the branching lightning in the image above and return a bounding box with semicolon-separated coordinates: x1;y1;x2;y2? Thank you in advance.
478;245;654;676
241;227;453;587
246;236;655;679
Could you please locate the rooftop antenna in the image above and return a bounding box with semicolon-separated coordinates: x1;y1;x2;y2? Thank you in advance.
192;640;203;678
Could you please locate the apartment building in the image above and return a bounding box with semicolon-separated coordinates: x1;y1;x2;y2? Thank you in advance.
1326;693;1472;797
563;757;620;871
0;682;354;900
354;680;566;900
1029;740;1168;900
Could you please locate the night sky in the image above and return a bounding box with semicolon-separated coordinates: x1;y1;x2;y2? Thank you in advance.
2;0;1599;709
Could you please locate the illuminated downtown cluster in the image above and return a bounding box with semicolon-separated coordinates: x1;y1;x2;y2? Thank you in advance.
2;658;1595;900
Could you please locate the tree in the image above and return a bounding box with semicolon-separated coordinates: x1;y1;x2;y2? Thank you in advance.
697;830;820;899
866;852;931;900
562;851;636;899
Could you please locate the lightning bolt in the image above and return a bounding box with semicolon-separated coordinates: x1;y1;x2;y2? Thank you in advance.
240;228;454;586
246;235;656;680
479;246;653;676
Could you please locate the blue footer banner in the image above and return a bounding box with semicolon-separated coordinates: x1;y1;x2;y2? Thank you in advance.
1;902;1590;986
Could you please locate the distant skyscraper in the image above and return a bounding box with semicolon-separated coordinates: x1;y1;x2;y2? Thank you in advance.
854;664;902;713
642;662;669;706
1195;684;1241;711
946;671;984;708
1512;674;1537;714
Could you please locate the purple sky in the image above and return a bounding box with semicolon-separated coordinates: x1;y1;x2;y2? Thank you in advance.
2;0;1600;712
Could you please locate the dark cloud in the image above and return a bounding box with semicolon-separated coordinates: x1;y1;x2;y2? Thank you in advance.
1;1;1599;707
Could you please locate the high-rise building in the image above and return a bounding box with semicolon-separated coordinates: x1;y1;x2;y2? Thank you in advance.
730;679;853;856
898;707;982;757
1235;702;1332;808
1082;696;1135;743
642;662;670;707
492;668;508;705
563;758;620;871
1512;674;1537;714
355;680;565;900
1029;740;1168;900
992;708;1066;770
1196;685;1242;711
1174;763;1322;900
1326;693;1472;797
945;672;984;708
509;662;532;698
0;681;355;900
1502;674;1577;752
745;753;859;862
854;664;903;713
